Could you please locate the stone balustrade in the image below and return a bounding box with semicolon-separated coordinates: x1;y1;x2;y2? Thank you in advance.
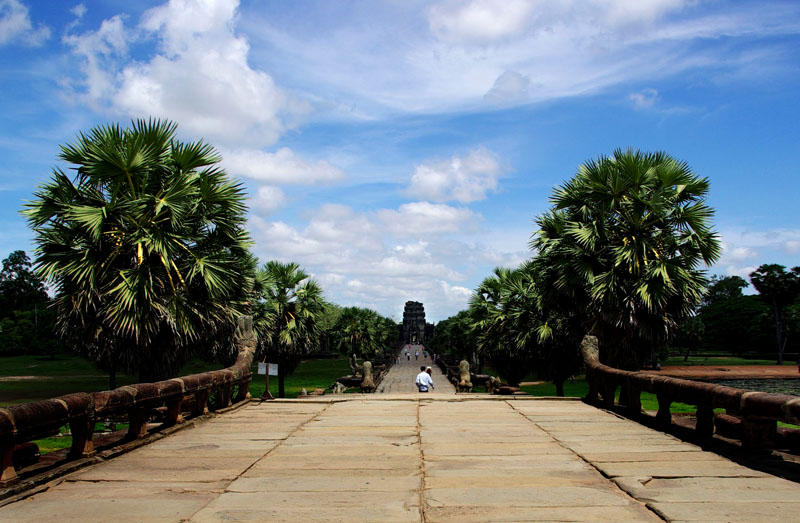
0;317;256;487
581;335;800;449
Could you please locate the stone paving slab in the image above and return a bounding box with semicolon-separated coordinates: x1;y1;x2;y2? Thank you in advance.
3;397;800;522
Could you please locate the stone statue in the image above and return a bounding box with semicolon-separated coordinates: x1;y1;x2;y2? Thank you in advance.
457;360;472;392
487;375;502;394
360;361;375;393
330;382;347;394
349;353;360;376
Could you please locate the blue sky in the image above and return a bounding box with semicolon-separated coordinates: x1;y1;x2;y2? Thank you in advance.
1;0;799;322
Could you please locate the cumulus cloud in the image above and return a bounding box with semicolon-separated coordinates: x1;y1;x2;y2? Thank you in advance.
629;88;659;109
64;0;308;148
714;227;800;279
406;147;502;203
62;15;127;109
223;147;345;184
427;0;536;44
378;202;480;236
247;202;520;321
248;185;285;215
0;0;49;46
484;70;531;105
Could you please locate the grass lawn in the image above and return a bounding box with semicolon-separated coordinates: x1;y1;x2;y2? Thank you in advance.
248;357;353;399
521;379;703;413
1;353;354;405
0;354;228;406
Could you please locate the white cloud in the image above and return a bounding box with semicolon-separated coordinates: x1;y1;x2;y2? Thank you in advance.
427;0;536;44
223;147;345;184
63;15;127;109
714;227;800;279
378;202;480;236
248;185;285;215
0;0;49;46
243;1;798;116
406;147;502;203
247;202;521;321
629;88;659;109
484;70;531;105
64;0;309;148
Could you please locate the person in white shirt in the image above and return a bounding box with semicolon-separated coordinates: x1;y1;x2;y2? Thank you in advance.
415;366;434;392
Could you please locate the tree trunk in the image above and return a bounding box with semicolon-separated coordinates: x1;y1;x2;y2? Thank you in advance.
109;366;117;391
772;297;784;364
278;355;286;398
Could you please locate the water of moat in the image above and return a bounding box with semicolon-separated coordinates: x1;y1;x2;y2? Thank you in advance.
700;378;800;396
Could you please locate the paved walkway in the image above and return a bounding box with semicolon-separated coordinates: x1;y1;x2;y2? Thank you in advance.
2;396;800;521
377;344;455;394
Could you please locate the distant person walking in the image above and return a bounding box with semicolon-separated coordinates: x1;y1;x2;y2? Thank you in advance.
415;350;419;360
415;366;434;393
406;349;410;361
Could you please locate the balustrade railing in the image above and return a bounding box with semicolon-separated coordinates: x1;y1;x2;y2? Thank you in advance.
0;317;256;487
581;335;800;449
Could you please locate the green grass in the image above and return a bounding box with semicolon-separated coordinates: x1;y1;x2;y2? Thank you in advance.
247;357;353;399
521;379;711;414
0;355;226;405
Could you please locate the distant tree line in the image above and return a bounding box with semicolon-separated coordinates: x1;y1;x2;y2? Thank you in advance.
678;266;800;363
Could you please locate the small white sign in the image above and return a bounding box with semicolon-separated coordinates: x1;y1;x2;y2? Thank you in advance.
268;363;279;376
257;362;267;375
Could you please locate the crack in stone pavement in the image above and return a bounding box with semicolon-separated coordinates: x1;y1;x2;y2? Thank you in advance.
184;402;333;521
506;400;666;521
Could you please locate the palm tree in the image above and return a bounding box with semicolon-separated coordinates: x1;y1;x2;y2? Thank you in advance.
332;307;397;361
468;266;540;386
253;261;324;398
24;119;254;383
532;148;721;369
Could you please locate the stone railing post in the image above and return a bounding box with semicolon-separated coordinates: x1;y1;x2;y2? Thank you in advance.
656;394;672;426
67;414;95;459
625;384;642;416
0;407;16;485
127;407;150;440
695;404;715;438
741;417;777;449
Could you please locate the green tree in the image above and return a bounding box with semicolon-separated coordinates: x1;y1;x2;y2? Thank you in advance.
702;275;748;307
24;119;254;384
0;250;48;311
749;264;800;364
429;310;475;363
332;306;398;360
469;266;540;386
697;295;771;355
254;261;324;398
532;149;721;369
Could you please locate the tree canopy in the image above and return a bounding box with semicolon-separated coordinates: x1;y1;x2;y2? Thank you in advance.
749;264;800;363
532;149;721;369
24;119;254;382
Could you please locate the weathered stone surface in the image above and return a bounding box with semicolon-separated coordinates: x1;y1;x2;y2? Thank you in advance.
424;505;657;522
616;476;800;503
648;501;800;521
2;397;800;523
593;460;769;478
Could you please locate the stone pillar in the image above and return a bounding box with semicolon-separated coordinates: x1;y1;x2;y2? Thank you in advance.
67;414;95;459
695;405;715;438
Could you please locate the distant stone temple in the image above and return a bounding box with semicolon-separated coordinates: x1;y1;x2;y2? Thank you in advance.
399;301;435;344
